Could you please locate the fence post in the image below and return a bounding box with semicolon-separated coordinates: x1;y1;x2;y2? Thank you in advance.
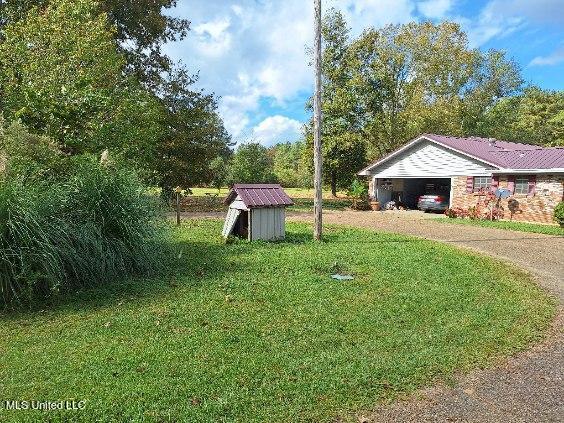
174;187;182;226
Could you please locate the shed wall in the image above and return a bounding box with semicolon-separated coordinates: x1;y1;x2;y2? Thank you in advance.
250;208;285;241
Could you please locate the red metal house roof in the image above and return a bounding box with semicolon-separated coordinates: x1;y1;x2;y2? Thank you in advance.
225;184;294;208
423;134;564;169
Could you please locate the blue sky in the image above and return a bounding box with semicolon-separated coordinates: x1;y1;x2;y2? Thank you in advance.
163;0;564;146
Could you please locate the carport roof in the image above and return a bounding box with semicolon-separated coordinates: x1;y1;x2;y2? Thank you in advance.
225;184;294;208
359;134;564;175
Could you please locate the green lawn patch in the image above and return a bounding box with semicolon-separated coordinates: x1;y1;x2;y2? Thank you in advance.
0;221;555;422
438;217;564;236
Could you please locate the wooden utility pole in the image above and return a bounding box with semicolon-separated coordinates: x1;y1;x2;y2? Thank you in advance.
313;0;323;240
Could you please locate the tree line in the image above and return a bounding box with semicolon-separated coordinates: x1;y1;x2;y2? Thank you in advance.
1;3;561;196
304;10;563;195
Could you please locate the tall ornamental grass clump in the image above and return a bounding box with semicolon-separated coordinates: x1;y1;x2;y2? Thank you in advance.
0;159;166;308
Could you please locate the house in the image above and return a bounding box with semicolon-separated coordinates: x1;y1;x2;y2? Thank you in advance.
358;134;564;224
222;184;294;241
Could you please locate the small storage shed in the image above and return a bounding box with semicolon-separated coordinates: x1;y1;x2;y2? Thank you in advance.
222;184;294;241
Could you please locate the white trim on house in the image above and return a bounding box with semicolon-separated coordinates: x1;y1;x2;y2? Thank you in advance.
449;177;454;208
490;168;564;174
358;135;502;176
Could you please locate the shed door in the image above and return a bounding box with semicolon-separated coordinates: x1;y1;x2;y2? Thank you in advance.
222;208;241;238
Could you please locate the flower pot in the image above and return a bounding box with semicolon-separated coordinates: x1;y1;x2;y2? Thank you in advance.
370;201;381;211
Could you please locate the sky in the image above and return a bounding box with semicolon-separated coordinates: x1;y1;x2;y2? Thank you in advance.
163;0;564;147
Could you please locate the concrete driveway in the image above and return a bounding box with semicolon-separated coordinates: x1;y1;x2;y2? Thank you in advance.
288;210;564;422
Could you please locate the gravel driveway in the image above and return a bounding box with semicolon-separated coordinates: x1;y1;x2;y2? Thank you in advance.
288;210;564;423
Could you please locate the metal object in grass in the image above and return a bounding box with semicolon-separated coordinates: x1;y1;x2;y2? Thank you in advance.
331;274;354;281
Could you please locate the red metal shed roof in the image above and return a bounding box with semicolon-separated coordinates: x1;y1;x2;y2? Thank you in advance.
225;184;294;208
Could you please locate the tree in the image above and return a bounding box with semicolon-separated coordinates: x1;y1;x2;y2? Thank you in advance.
229;143;276;185
272;141;312;188
209;157;229;193
305;9;366;196
0;0;190;90
156;86;232;191
479;87;564;146
0;0;232;186
0;0;162;162
461;49;523;136
349;22;476;156
321;133;366;195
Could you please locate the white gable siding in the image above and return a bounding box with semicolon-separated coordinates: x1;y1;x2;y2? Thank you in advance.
230;194;248;210
368;140;495;178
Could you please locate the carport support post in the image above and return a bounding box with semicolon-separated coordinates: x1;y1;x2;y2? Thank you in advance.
313;0;323;241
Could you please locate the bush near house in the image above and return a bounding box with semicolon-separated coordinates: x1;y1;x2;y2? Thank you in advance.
554;201;564;227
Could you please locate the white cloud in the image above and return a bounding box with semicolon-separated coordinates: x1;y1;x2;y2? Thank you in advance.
417;0;454;19
461;0;563;47
485;0;564;26
251;116;303;146
192;18;232;57
529;46;564;66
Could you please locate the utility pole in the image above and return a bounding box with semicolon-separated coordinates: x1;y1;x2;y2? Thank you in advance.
313;0;323;241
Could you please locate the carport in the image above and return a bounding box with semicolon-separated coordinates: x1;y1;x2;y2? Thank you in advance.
374;177;452;209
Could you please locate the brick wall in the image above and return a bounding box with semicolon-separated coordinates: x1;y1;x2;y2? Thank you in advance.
451;174;564;224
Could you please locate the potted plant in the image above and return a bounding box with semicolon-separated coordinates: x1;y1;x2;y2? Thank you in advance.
369;198;380;211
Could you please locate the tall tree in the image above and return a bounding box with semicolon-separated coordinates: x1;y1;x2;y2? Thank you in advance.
157;82;232;191
0;0;232;186
229;143;276;185
480;87;564;146
306;9;366;196
0;0;158;157
343;20;524;160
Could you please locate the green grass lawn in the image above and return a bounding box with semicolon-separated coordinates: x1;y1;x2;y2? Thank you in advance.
439;217;564;236
0;221;555;422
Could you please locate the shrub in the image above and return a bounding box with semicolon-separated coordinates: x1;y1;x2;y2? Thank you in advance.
0;158;166;308
347;180;368;210
444;207;466;218
554;201;564;227
467;205;481;220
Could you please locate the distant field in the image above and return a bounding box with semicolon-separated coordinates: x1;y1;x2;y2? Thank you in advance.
190;187;347;199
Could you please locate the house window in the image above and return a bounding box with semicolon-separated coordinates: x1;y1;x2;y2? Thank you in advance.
473;176;491;192
514;177;529;195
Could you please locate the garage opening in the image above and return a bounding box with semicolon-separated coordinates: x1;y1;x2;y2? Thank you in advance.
403;178;451;210
375;178;451;210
